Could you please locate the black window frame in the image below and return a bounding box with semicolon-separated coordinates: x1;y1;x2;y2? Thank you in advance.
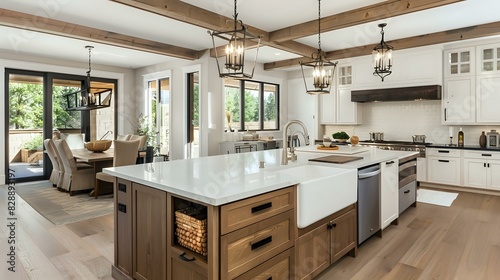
225;79;280;132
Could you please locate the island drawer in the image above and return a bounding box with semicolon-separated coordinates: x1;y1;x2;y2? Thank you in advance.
399;181;416;214
233;248;293;280
220;210;294;280
220;187;294;235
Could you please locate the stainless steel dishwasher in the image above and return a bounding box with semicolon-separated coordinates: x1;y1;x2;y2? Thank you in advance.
358;164;381;245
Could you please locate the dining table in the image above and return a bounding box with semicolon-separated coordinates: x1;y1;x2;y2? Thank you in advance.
72;148;114;196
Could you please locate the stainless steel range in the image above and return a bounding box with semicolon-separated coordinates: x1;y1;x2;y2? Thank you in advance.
358;140;429;158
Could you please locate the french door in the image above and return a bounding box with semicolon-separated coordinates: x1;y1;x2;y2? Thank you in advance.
5;69;117;183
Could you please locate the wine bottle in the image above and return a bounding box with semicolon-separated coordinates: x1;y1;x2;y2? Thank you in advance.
458;126;464;147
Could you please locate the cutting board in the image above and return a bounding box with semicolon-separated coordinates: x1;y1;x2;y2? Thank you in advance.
317;145;339;150
308;155;363;164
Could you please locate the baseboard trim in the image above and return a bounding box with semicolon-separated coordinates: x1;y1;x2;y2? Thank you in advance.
419;182;500;196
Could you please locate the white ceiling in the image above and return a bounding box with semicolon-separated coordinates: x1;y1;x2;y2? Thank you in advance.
1;0;499;69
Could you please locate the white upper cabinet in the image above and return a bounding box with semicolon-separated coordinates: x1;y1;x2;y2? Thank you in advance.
477;75;500;123
442;77;476;124
444;47;475;77
477;44;500;74
442;47;476;124
318;65;360;125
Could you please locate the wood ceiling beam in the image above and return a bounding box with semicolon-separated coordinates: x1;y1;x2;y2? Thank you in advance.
112;0;317;57
0;8;200;60
270;0;464;43
264;21;500;70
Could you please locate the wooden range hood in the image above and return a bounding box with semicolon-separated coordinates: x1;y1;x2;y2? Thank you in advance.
351;85;442;102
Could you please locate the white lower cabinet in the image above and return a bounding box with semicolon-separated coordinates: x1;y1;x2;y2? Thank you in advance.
426;148;461;186
463;151;500;190
381;159;398;229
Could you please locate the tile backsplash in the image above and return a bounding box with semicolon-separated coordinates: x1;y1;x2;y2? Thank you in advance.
324;100;500;146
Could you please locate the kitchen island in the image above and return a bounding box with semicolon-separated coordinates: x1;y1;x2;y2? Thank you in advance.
104;147;417;280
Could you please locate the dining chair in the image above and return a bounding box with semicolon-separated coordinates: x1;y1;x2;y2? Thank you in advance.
129;134;147;149
54;139;95;195
94;139;140;198
116;134;131;141
43;139;61;187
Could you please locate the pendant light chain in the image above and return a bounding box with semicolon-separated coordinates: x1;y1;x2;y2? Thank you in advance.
318;0;321;52
233;0;238;29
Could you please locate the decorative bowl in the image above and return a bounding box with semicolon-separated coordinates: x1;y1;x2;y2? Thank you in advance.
86;140;112;152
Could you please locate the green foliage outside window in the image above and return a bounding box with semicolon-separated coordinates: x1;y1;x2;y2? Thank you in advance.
9;83;81;130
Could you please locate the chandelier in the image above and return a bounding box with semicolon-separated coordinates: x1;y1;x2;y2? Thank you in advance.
372;23;394;82
64;46;112;111
208;0;261;79
300;0;337;95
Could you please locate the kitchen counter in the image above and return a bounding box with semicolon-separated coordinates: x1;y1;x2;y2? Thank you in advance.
104;147;417;206
428;144;500;151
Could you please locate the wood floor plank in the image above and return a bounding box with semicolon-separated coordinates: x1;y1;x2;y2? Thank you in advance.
416;241;464;280
454;221;493;278
381;263;422;280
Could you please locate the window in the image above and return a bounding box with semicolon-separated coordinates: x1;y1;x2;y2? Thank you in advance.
224;79;279;131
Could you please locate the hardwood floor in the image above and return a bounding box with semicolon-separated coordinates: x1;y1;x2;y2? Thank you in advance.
1;184;500;279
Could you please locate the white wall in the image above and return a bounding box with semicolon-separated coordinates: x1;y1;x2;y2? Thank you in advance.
134;52;289;159
0;51;135;184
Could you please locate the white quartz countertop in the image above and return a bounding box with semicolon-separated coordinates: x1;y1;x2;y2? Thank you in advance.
104;147;417;206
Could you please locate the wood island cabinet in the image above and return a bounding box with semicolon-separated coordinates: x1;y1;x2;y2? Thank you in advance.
294;204;357;280
113;182;357;280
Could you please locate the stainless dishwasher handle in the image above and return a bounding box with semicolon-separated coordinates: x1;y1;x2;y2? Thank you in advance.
358;169;381;179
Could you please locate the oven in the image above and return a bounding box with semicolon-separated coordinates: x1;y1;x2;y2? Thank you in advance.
398;154;418;214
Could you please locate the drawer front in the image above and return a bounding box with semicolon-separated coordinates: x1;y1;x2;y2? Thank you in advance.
234;248;292;280
221;210;294;280
463;150;500;160
220;187;294;235
399;181;416;214
427;148;461;157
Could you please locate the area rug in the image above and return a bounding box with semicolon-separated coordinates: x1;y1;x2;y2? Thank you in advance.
417;188;458;207
15;180;114;225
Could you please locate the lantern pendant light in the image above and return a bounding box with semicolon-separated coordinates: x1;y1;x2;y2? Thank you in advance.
63;46;112;111
208;0;261;79
372;23;394;82
300;0;337;95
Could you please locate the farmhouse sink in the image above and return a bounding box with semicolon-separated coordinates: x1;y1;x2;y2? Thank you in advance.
271;165;357;228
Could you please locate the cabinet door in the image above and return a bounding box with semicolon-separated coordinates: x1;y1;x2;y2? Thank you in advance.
444;48;474;77
487;160;500;190
169;246;207;280
294;222;330;280
443;77;475;124
133;183;167;280
319;93;335;124
330;209;356;264
336;87;358;124
477;76;500;123
427;156;461;186
463;158;487;188
381;160;398;229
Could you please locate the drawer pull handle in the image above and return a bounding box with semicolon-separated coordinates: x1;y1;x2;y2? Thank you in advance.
438;160;449;163
118;203;126;213
252;202;272;213
179;252;195;262
251;236;273;251
118;183;127;192
482;154;492;157
404;190;411;194
267;278;272;280
438;150;450;153
386;161;395;165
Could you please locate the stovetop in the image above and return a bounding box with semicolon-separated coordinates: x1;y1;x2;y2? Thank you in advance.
359;140;432;146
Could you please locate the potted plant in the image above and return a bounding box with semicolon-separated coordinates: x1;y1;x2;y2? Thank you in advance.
21;134;43;163
134;114;160;159
332;131;350;143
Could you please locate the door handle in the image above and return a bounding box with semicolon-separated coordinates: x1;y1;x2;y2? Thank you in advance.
438;160;449;163
179;252;195;262
251;236;272;250
404;190;411;194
